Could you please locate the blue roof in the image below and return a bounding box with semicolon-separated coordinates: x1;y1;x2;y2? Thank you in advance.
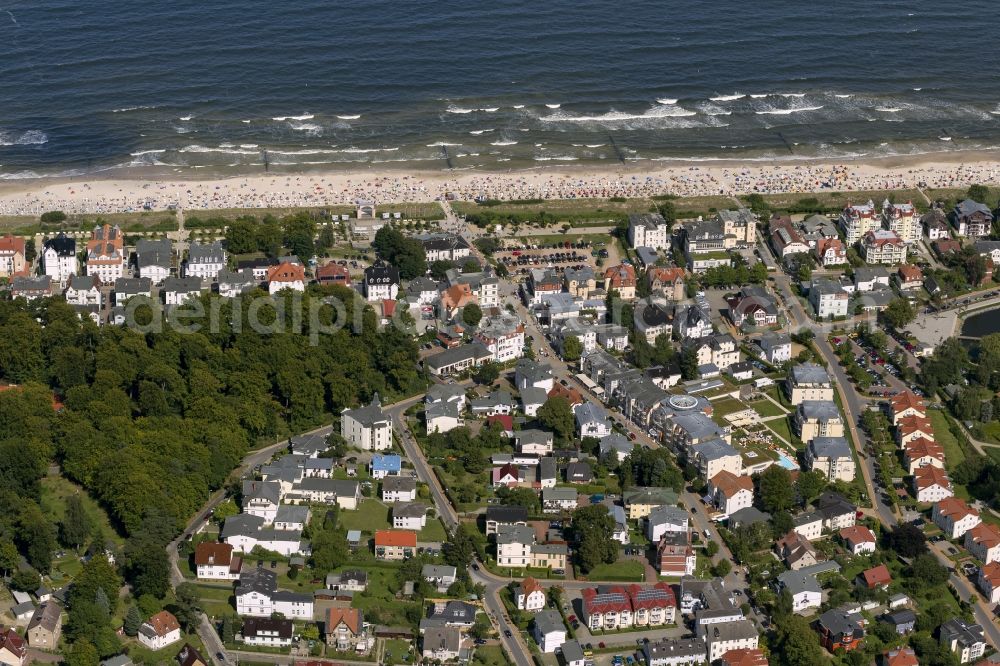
371;454;402;472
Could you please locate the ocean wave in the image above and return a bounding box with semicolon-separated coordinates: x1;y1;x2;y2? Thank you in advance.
481;107;499;112
512;105;525;109
755;105;824;115
540;106;697;122
112;105;157;113
336;114;361;120
875;107;902;113
273;114;314;121
490;140;518;146
241;120;252;124
656;98;678;105
0;170;42;179
534;156;578;161
446;106;474;114
130;149;166;156
240;144;258;149
267;148;338;155
749;94;768;99
469;129;494;135
336;147;400;153
178;115;193;121
834;94;853;98
289;122;322;134
545;103;561;109
780;93;806;98
710;93;744;101
427;141;461;147
178;144;258;155
0;130;49;146
585;144;605;148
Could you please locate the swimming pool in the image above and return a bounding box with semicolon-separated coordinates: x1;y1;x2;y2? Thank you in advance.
777;454;799;470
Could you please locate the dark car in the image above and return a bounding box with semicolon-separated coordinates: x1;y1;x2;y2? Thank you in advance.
216;653;226;662
504;629;513;638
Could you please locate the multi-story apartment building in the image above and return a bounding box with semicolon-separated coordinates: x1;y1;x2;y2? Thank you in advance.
838;200;881;244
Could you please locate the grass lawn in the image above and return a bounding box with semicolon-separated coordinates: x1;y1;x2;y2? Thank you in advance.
193;582;235;617
983;446;1000;465
39;472;123;545
338;499;391;533
127;632;207;666
452;198;657;222
383;638;415;665
763;416;794;446
419;517;448;542
471;646;509;666
976;421;1000;446
710;397;746;418
0;210;179;235
580;560;645;582
349;567;423;628
750;398;787;418
928;409;966;470
759;189;927;214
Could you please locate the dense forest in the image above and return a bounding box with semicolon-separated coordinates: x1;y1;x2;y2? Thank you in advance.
0;283;423;657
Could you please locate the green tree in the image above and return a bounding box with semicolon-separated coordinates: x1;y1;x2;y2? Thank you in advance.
41;211;67;224
573;505;617;572
429;260;456;279
10;568;40;592
967;184;990;203
795;470;828;507
173;582;202;631
562;335;583;362
473;361;500;385
679;346;699;380
444;524;479;569
758;465;794;513
224;217;258;255
60;494;92;550
885;524;927;558
462;303;483;328
772;614;826;666
64;640;100;666
705;540;719;557
536;396;575;443
713;559;731;577
123;605;142;637
881;297;916;330
220;615;236;643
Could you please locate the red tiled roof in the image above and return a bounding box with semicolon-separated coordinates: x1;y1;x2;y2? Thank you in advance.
968;523;1000;549
914;465;950;490
891;391;926;415
980;562;1000;587
861;564;892;588
721;648;769;666
710;470;753;498
194;542;234;567
374;529;416;547
520;577;544;597
147;610;180;637
326;607;363;635
903;437;945;461
838;526;876;545
267;262;305;282
603;264;636;287
885;647;919;666
316;263;351;281
485;414;514;432
897;415;934;437
898;264;923;281
935;497;979;521
0;234;26;256
582;586;631;616
626;582;675;611
0;629;25;660
647;267;686;284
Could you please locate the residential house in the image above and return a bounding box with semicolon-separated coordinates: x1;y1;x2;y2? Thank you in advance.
883;200;920;243
880;610;917;636
885;647;919;666
422;565;457;592
794;401;844;443
542;487;578;513
561;640;586;666
770;215;810;258
382;476;417;503
520;387;547;418
953;199;993;238
727;285;778;329
135;238;173;284
419;233;471;262
777;568;823;612
137;610;181;650
341;394;392;451
575;402;612;438
720;648;768;666
861;229;907;265
363;265;400;301
516;429;554;455
634;301;675;343
526;268;563;305
839;526;877;556
392;503;427;530
25;602;61;649
474;312;525;362
194;542;242;581
914;465;953;504
890;390;926;425
758;331;792;365
565;462;593;484
424;343;492;377
647;266;687;301
704;620;760;662
515;359;556;392
717;209;758;245
690;439;742;480
184;241;226;280
644;637;708;666
815;237;848;267
162;276;202;305
675;303;713;339
839;200;881;244
175;644;207;666
922;208;951;240
531;543;568;571
326;570;368;593
10;276;52;301
966;523;1000;565
533;610;567;653
85;224;126;284
421;626;462;662
897;415;936;447
370;454;402;479
603;264;637;300
977;562;1000;605
217;268;258;297
42;233;77;282
896;264;924;291
805;436;855;482
708;471;754;516
484;505;528;536
114;277;152;306
809;279;849;319
853;266;892;293
624;487;680;520
817;608;865;652
933;497;982;540
647;505;689;543
374;530;417;561
241;618;293;648
858;564;892;590
496;525;534;568
0;235;27;278
515;577;547;612
628;213;671;250
0;629;26;666
817;491;858;531
776;530;818;570
564;266;597;298
241;480;281;522
940;618;987;663
64;274;101;306
657;531;697;577
315;262;352;287
582;583;677;632
267;262;306;294
324;608;367;652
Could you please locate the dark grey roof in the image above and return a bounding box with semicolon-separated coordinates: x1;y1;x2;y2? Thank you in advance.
135;238;172;268
486;505;528;523
221;513;266;538
956;199;993;218
243;480;281;505
242;617;293;639
798;400;841;422
425;343;492;371
236;568;278;596
383;476;416;493
187;241;225;264
114;277;152;295
692;438;739;462
808;436;851;459
43;233;75;256
162;276;202;293
364;264;400;285
68;274;99;290
343;395;389;427
533;609;564;635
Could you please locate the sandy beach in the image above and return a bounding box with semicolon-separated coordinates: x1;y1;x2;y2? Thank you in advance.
2;151;1000;216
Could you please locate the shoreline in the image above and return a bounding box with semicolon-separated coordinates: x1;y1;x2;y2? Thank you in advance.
2;149;1000;216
